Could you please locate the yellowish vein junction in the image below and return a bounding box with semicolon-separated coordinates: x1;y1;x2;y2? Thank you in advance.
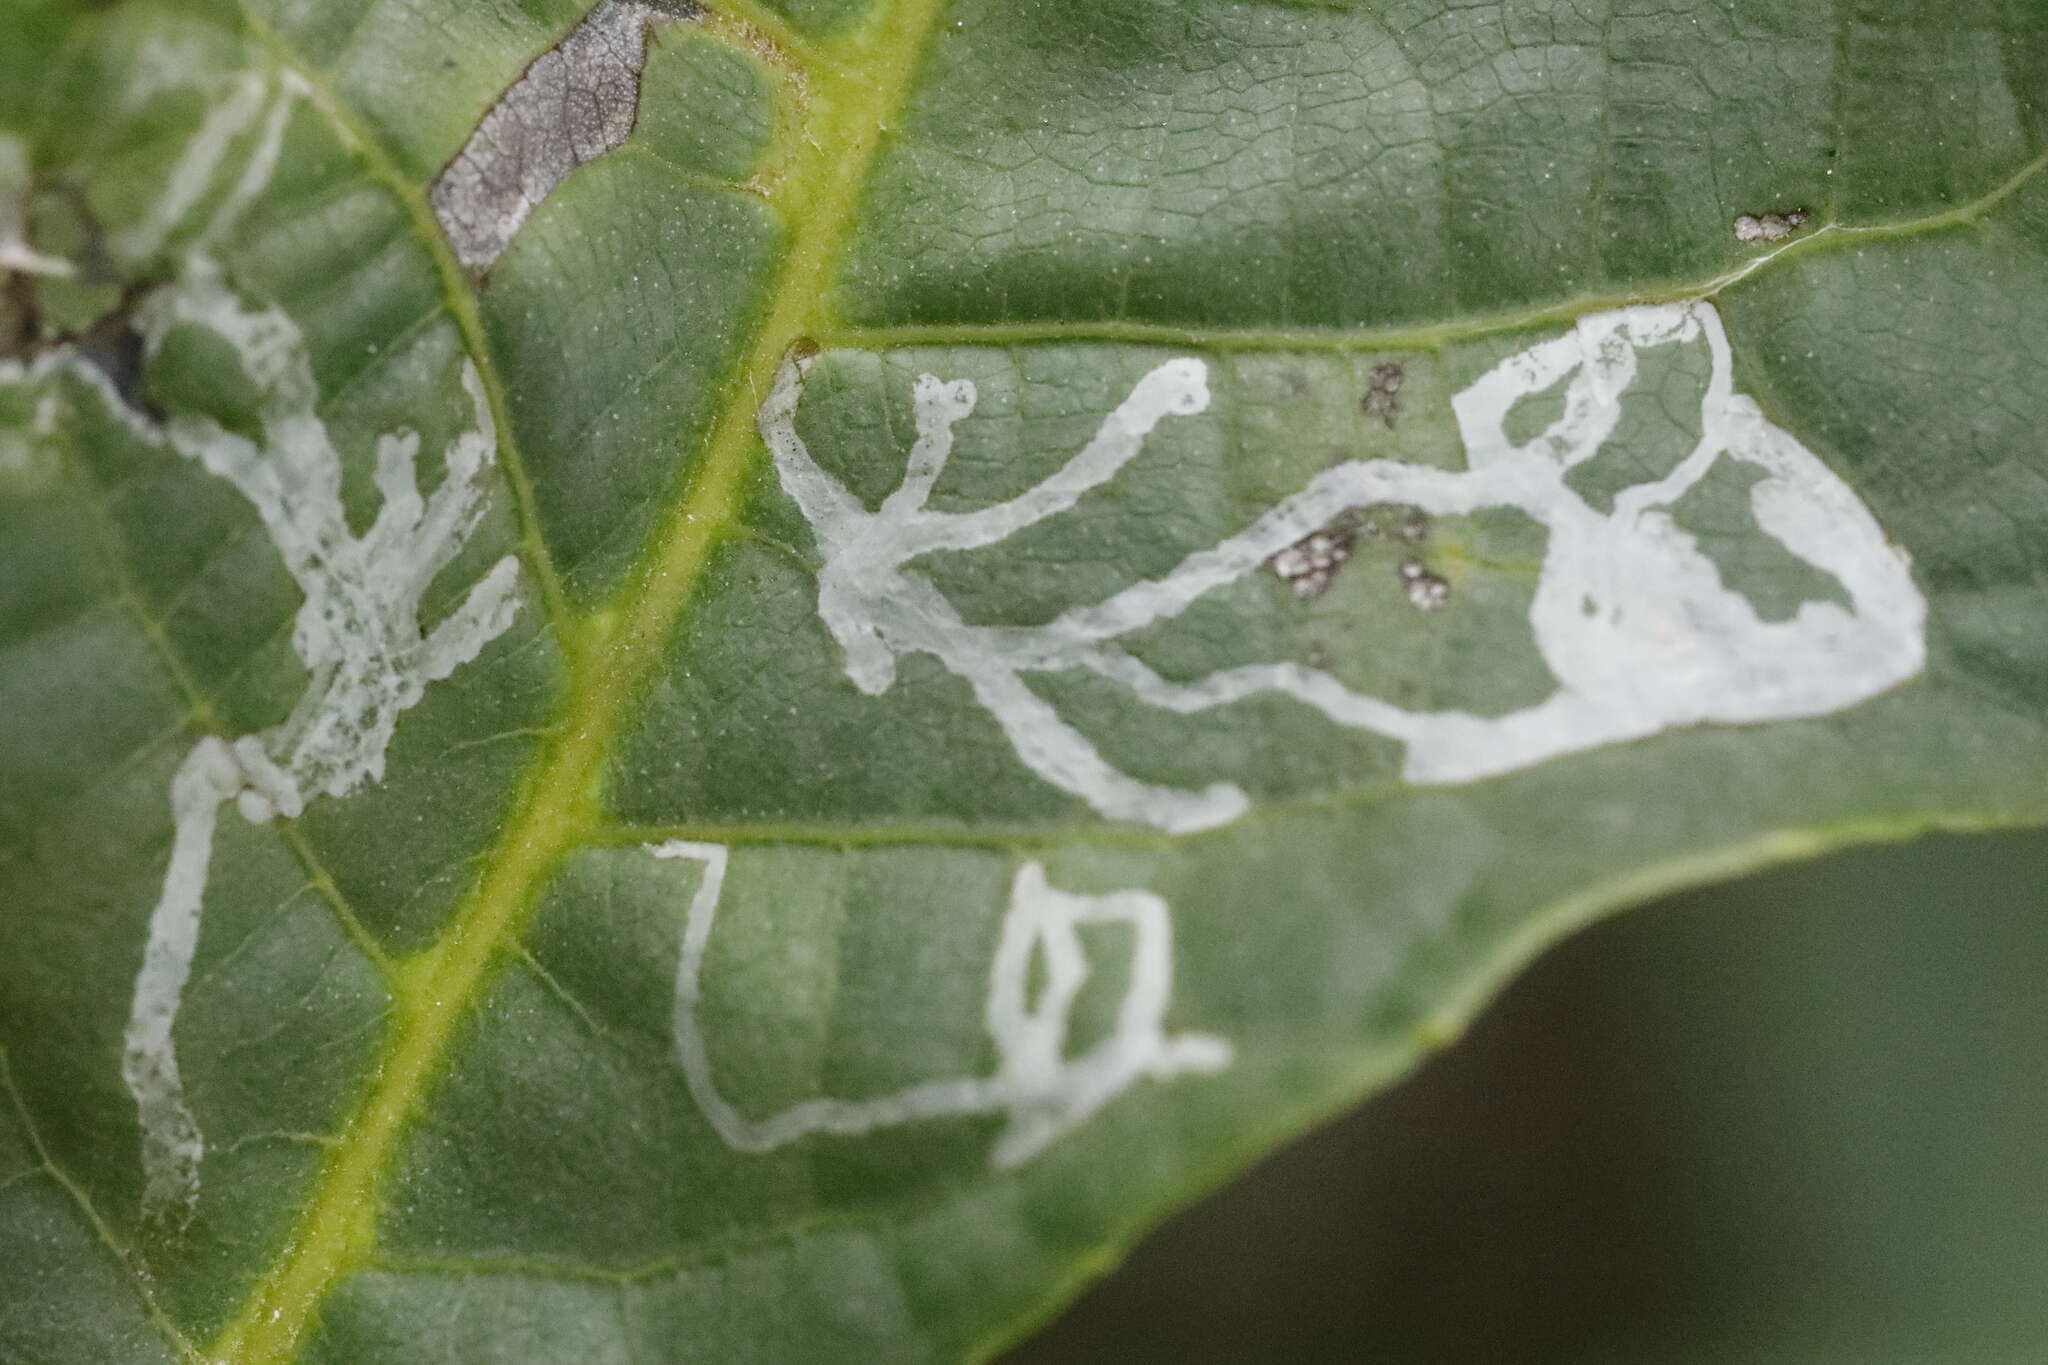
203;1;954;1358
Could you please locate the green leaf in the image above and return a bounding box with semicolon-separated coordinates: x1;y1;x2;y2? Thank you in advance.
2;0;2044;1360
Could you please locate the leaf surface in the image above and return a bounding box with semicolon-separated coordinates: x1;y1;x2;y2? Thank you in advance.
2;0;2046;1359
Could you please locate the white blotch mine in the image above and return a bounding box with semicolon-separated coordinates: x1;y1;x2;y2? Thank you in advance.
430;0;700;270
659;842;1231;1167
766;301;1926;829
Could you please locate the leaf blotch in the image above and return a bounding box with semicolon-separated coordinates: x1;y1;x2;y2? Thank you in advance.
431;0;703;271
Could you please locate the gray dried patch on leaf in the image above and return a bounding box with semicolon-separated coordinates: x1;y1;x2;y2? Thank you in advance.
431;0;699;270
1733;207;1810;244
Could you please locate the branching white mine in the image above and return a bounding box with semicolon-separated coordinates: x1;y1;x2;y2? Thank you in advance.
111;266;519;1226
762;353;1240;833
5;71;521;1221
763;303;1926;832
658;841;1230;1167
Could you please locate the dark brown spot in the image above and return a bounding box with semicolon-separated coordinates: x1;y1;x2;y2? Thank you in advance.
1363;361;1404;428
1269;511;1372;600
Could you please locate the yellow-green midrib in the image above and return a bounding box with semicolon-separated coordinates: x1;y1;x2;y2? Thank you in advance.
202;2;953;1359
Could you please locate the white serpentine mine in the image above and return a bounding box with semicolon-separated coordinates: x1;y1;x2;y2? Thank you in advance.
115;264;520;1226
3;66;522;1222
762;302;1927;832
659;841;1231;1167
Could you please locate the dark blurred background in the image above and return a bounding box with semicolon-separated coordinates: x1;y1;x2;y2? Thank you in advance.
1007;828;2048;1363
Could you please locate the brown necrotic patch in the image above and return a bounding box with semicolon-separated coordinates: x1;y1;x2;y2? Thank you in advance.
431;0;701;271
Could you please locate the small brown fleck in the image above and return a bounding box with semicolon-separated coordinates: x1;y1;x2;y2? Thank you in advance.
1363;361;1404;428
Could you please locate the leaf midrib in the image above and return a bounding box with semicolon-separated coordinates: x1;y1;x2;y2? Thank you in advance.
201;2;955;1358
